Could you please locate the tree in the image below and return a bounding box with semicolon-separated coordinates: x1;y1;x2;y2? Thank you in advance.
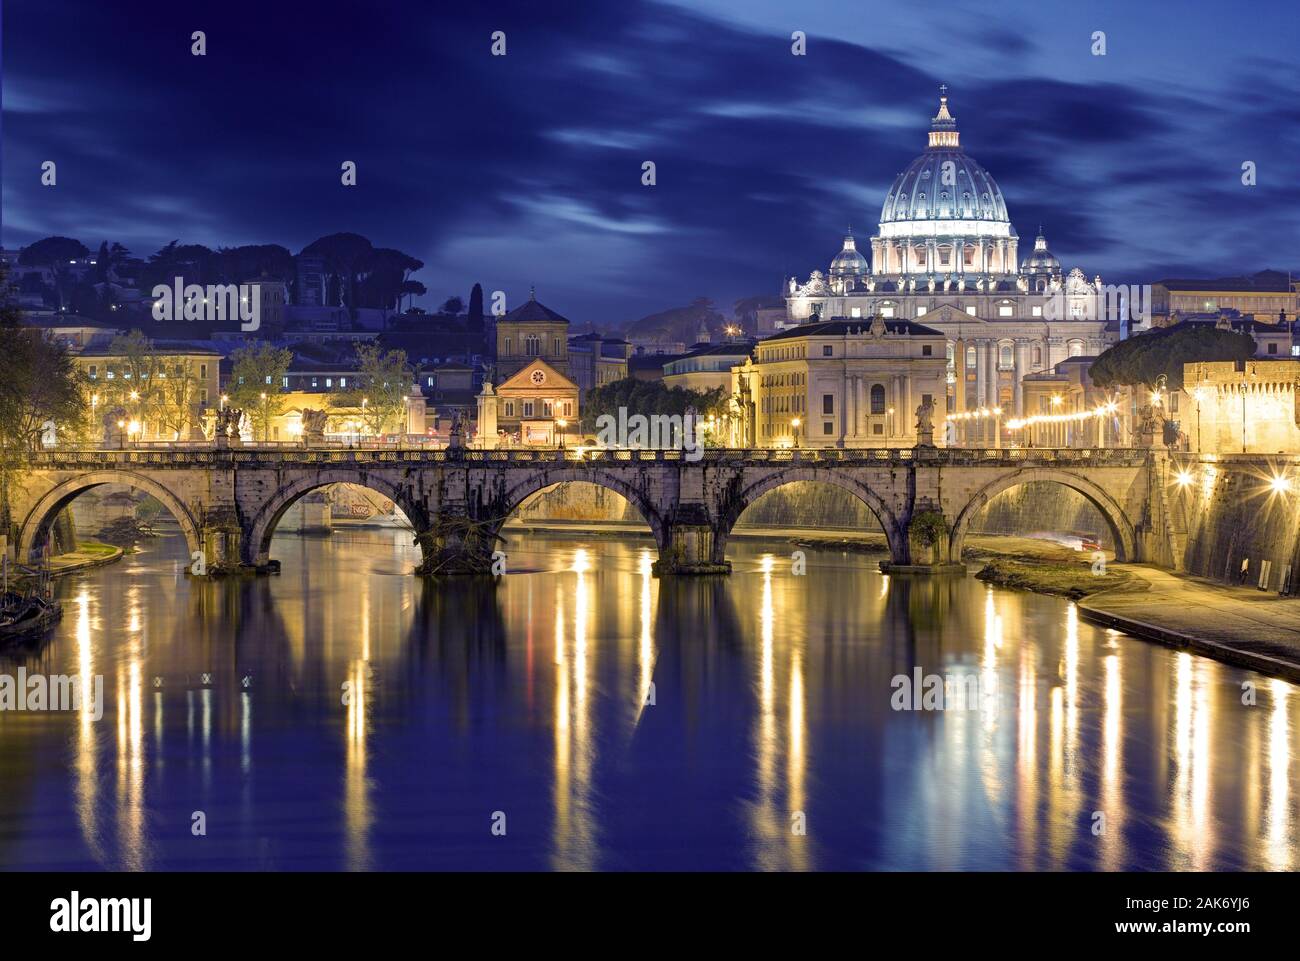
581;377;726;433
356;247;424;310
468;283;484;329
228;342;294;441
1090;323;1257;392
332;344;414;436
18;236;90;311
0;265;88;529
99;330;167;436
439;296;464;317
301;233;374;309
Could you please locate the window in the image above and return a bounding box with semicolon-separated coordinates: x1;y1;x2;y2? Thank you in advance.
325;378;333;388
922;345;933;356
200;389;208;404
917;306;927;317
523;401;534;417
1268;342;1279;354
564;401;572;416
850;307;861;318
504;338;512;355
1032;305;1043;317
505;401;515;417
543;400;553;417
881;306;895;318
966;346;976;368
340;377;347;388
1067;340;1084;358
281;376;289;388
823;422;834;435
870;384;886;414
88;365;97;379
200;364;208;379
823;345;833;357
427;376;435;387
873;423;883;435
1000;345;1013;369
1032;346;1042;366
966;306;976;316
822;394;834;415
998;304;1014;317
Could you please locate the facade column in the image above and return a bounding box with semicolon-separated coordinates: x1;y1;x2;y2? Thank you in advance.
955;239;965;277
1013;340;1027;417
856;377;866;438
975;339;988;409
952;339;965;416
901;372;913;443
982;340;993;408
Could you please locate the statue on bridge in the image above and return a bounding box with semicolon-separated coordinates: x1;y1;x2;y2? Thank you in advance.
301;408;328;447
914;398;936;447
214;406;244;448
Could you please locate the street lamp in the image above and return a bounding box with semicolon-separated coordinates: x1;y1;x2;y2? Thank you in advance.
556;417;567;450
116;419;126;450
791;416;801;448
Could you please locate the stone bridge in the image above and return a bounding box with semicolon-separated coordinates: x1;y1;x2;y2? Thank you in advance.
7;446;1168;576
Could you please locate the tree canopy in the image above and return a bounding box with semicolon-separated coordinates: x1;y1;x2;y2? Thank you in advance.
1089;323;1257;391
581;377;726;433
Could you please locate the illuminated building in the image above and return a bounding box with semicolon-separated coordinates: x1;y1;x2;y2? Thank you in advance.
728;315;948;448
777;88;1119;433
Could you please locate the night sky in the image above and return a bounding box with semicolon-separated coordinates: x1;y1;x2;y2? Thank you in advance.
3;0;1298;325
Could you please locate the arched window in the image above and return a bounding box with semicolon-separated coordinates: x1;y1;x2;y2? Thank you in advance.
966;346;977;368
999;344;1013;369
870;384;886;414
1068;340;1084;357
1032;346;1042;366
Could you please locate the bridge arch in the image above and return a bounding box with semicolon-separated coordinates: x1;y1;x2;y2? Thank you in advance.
17;470;202;563
245;470;429;567
949;466;1138;563
490;468;667;550
718;468;907;564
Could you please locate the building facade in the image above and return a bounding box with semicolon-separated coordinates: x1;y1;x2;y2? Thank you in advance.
729;316;948;448
494;289;571;382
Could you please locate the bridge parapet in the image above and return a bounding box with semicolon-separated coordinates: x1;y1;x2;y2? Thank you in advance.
28;446;1154;471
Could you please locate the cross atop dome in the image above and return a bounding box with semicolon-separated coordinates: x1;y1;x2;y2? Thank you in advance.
928;85;959;149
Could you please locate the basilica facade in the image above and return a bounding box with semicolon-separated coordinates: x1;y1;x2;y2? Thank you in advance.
761;90;1120;444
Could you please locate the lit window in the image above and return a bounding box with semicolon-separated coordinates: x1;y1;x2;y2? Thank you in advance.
1032;305;1043;317
917;306;927;317
966;306;976;316
998;305;1013;317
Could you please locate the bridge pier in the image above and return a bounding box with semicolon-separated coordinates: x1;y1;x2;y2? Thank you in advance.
652;509;731;576
413;513;500;576
203;507;274;575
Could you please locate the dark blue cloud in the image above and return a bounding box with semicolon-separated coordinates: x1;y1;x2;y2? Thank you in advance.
3;0;1296;326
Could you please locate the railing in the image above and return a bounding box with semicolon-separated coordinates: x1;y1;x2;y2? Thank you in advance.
28;446;1155;469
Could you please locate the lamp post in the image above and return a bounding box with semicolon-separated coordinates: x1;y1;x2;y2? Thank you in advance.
116;419;126;450
260;392;268;443
791;416;801;448
556;417;567;450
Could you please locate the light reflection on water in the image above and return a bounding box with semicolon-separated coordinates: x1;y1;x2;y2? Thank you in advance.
0;528;1295;871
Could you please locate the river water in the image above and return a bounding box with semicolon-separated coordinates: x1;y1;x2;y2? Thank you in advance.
0;528;1295;871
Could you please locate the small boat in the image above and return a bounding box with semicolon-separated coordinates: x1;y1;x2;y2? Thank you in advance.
0;594;63;641
0;552;63;643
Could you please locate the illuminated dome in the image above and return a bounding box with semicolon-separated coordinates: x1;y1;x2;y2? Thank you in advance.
878;96;1008;226
869;88;1019;279
1020;228;1060;271
829;232;869;278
